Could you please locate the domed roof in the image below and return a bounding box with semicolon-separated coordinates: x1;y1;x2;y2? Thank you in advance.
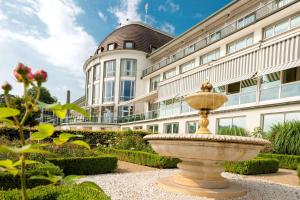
95;22;173;54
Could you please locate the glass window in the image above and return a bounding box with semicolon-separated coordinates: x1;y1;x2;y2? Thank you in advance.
227;82;240;94
147;125;159;133
274;20;289;35
104;60;116;77
101;106;114;123
260;72;280;101
120;80;135;101
201;49;220;64
164;123;179;134
93;64;100;81
150;46;157;53
87;68;92;84
185;45;195;55
107;43;115;51
264;27;274;39
218;117;246;131
118;106;133;117
180;60;195;73
227;35;254;54
121;59;137;77
92;84;99;104
291;15;300;28
187;121;198;134
263;113;284;132
87;86;92;105
163;68;177;80
210;31;221;42
282;67;300;84
124;41;134;49
103;80;115;102
240;79;257;104
286;112;300;121
150;75;160;92
213;86;226;93
237;13;255;29
281;67;300;98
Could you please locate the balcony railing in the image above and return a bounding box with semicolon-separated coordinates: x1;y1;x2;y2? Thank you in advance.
142;0;297;77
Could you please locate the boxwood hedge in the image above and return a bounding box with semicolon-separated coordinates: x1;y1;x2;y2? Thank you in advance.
258;153;300;170
97;148;180;168
224;158;279;175
48;155;117;175
0;184;110;200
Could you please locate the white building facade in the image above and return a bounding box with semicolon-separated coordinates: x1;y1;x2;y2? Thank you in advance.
62;0;300;134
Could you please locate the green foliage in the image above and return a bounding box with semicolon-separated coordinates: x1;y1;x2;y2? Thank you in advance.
250;127;267;138
28;87;57;104
224;158;279;175
0;185;110;200
48;155;117;175
258;153;300;170
217;127;248;136
0;162;64;190
98;148;180;168
268;121;300;155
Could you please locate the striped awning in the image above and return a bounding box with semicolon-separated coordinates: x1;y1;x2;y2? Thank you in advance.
257;59;300;76
212;72;257;88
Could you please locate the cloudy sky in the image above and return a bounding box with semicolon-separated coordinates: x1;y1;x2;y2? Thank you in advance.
0;0;230;103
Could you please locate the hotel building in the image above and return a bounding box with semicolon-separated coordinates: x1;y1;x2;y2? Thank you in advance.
62;0;300;134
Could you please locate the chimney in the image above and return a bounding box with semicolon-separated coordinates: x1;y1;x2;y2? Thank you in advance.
66;90;71;104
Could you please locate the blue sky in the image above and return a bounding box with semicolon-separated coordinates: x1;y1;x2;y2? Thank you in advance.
0;0;231;103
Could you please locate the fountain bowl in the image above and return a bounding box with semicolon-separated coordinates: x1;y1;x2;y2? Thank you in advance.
185;92;228;110
144;134;270;199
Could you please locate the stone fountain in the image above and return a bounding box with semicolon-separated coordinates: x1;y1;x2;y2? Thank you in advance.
144;81;270;199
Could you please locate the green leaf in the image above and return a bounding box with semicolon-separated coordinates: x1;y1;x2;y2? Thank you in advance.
0;118;14;126
7;169;19;176
0;160;13;168
62;175;84;185
62;104;89;118
0;145;12;153
79;181;102;192
29;175;62;184
53;138;65;145
72;140;90;149
59;133;83;143
13;159;40;167
31;123;54;140
0;107;20;118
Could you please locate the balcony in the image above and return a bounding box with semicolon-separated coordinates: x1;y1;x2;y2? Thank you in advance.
142;0;297;77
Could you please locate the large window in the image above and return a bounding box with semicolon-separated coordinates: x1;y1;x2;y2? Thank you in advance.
264;14;300;39
150;75;160;92
147;125;159;133
120;80;135;101
164;123;179;134
124;41;134;49
93;64;100;81
200;49;220;64
87;68;92;84
186;121;198;134
180;60;195;73
118;106;133;117
120;59;137;77
103;80;115;102
218;116;246;131
101;106;114;123
281;67;300;98
107;43;115;51
104;60;116;77
160;98;180;117
163;68;177;80
237;13;255;29
260;72;280;101
240;79;257;104
227;35;253;54
263;111;300;132
92;84;99;104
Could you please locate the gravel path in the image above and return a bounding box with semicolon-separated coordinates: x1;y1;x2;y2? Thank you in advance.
80;169;300;200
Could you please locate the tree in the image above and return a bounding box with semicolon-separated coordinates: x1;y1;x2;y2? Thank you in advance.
28;86;57;104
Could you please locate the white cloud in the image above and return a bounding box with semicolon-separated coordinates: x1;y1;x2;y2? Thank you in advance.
97;10;107;22
108;0;142;26
0;9;7;20
158;0;180;13
161;22;175;35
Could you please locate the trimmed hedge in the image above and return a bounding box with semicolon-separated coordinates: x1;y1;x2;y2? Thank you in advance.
0;162;64;190
49;155;117;175
224;158;279;175
98;148;180;168
258;153;300;170
218;127;247;136
0;185;110;200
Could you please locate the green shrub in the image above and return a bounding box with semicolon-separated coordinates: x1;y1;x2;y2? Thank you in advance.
98;148;180;168
217;127;247;136
224;158;279;175
0;184;110;200
0;162;64;190
258;153;300;169
268;120;300;155
49;156;117;175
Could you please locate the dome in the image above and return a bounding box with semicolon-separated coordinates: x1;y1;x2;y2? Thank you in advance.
95;22;174;54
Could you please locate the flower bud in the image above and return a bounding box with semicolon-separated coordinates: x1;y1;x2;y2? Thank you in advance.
34;70;48;84
13;62;34;83
1;81;12;93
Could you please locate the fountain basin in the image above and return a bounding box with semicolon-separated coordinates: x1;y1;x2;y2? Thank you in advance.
185;92;228;110
144;134;270;199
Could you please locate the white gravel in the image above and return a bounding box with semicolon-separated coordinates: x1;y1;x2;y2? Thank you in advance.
80;169;300;200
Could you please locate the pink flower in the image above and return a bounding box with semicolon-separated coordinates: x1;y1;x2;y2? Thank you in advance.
33;70;48;84
13;63;34;83
1;81;12;93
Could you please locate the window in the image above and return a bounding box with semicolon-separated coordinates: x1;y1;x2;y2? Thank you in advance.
120;59;137;77
260;72;280;101
227;35;253;54
163;68;177;80
209;31;221;42
150;45;157;53
262;111;300;132
218;116;246;131
200;49;220;64
124;41;134;49
133;126;143;130
120;80;135;101
92;84;99;104
93;64;100;81
184;45;195;55
282;67;300;84
281;67;300;98
240;79;257;104
277;0;294;8
227;82;240;94
160;98;181;117
87;68;92;84
147;125;159;133
87;86;92;105
180;60;195;73
103;80;115;102
186;121;198;134
164;123;179;134
107;43;115;51
101;106;114;123
118;106;133;117
264;14;300;39
237;13;255;29
104;60;116;77
150;75;160;92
